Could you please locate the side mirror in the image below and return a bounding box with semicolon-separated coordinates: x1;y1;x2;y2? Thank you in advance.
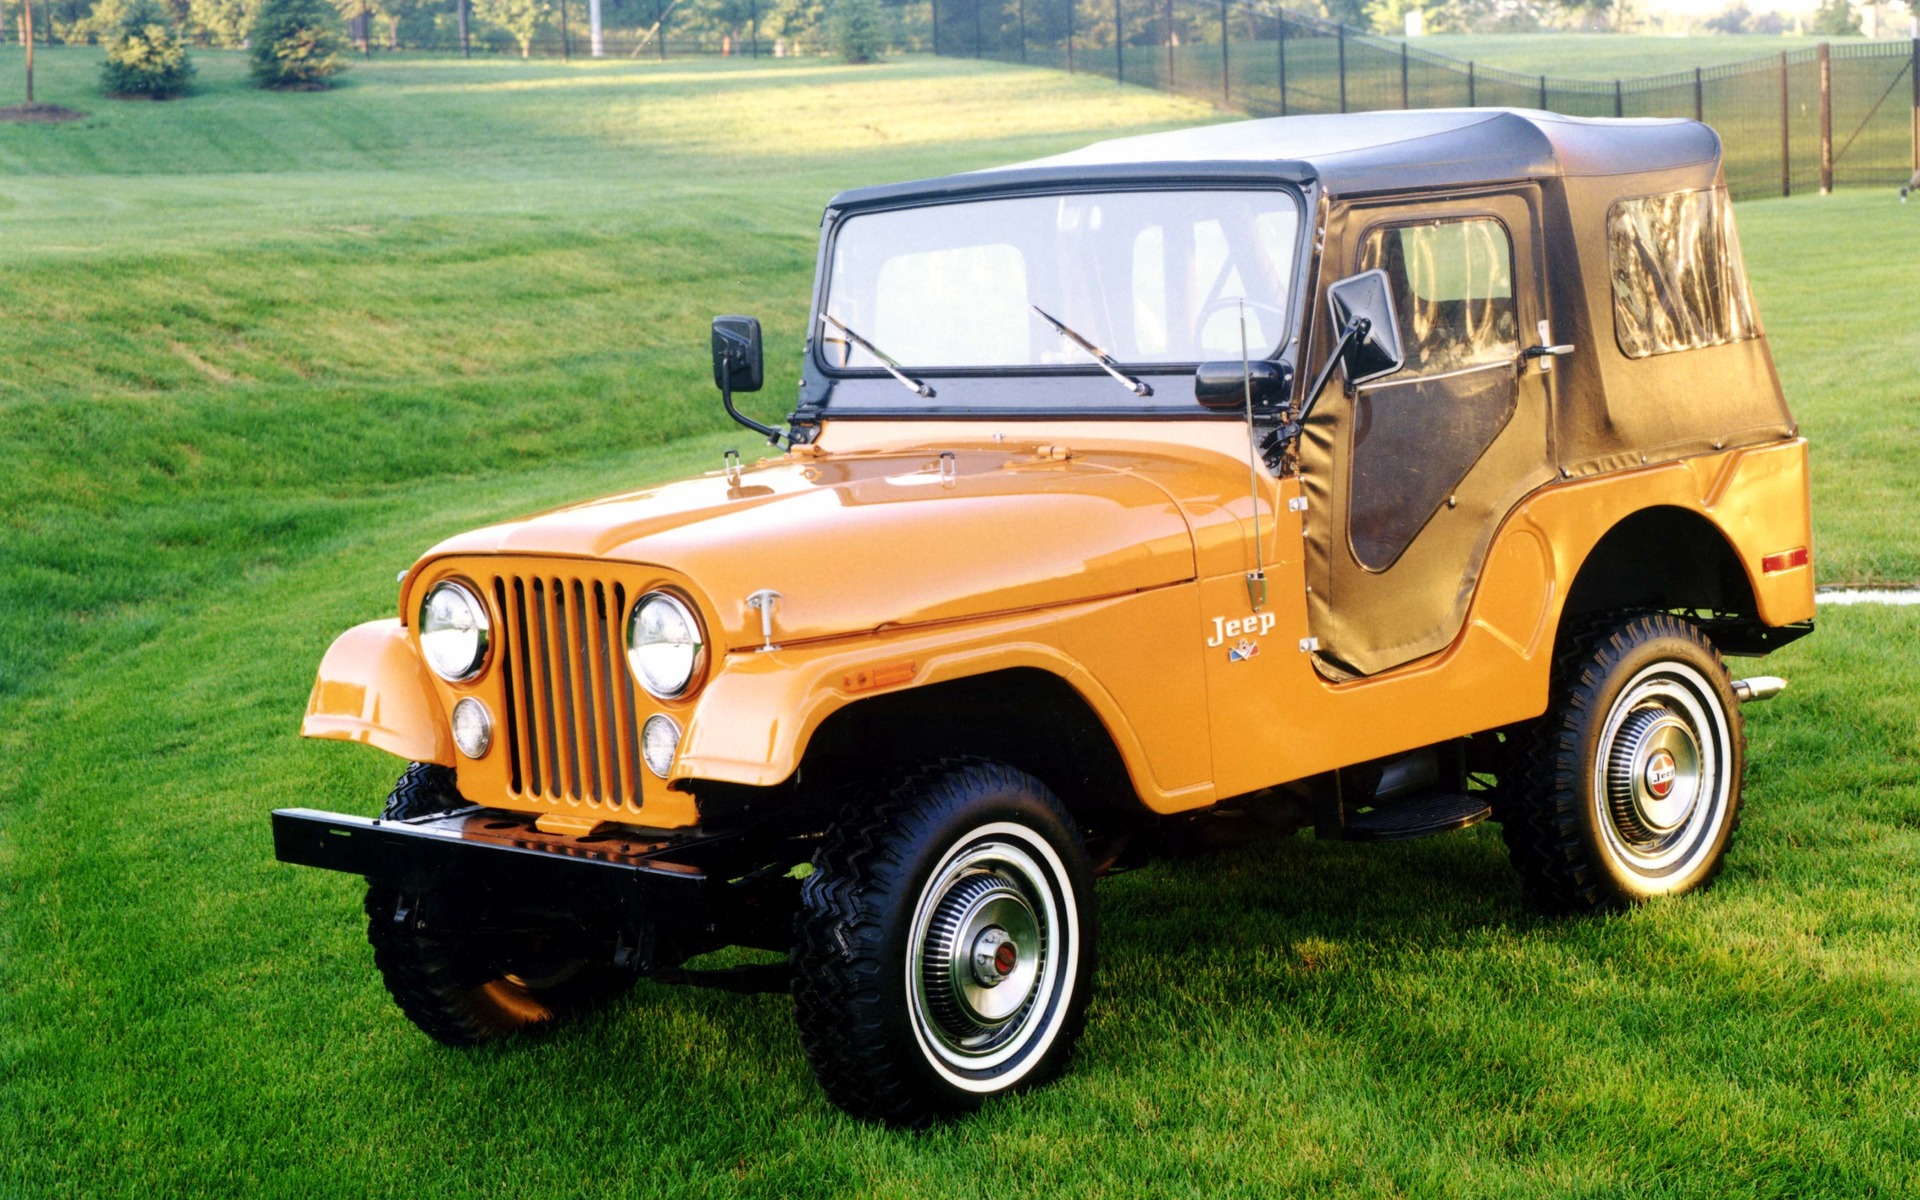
1193;360;1292;412
712;315;764;394
1326;269;1405;385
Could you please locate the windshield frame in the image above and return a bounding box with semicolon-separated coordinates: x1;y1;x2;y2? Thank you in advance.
806;178;1313;412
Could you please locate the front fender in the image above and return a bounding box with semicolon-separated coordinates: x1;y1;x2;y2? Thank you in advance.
300;619;453;766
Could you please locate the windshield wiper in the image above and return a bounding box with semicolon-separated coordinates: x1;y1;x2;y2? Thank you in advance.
820;313;935;398
1030;306;1153;397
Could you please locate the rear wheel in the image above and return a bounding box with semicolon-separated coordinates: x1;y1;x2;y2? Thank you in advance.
792;759;1096;1125
1503;614;1746;911
363;764;633;1046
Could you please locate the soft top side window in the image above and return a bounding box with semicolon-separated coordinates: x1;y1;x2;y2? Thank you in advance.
1356;216;1518;379
1608;188;1761;360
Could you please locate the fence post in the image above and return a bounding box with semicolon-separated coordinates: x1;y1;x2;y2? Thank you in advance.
1277;12;1286;115
1911;37;1919;174
1220;0;1228;106
1066;0;1073;72
931;0;938;55
1467;61;1475;107
1817;42;1833;193
1780;51;1791;198
1017;0;1027;62
1337;25;1346;113
1693;66;1703;123
1539;74;1546;110
1613;79;1622;117
1399;43;1408;109
1165;0;1174;88
1116;0;1123;82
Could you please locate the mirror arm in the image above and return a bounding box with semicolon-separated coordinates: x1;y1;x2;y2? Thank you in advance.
716;337;785;447
1274;316;1368;445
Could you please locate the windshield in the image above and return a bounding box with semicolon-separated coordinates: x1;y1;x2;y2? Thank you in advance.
821;189;1303;372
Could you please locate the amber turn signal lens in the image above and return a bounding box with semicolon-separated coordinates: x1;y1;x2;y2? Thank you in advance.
1761;546;1809;574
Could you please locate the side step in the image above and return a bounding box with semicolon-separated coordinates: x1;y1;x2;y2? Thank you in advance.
1342;792;1491;843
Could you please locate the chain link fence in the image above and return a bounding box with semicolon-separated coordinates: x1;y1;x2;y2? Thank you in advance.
930;0;1920;198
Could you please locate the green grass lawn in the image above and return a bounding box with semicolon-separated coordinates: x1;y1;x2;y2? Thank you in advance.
4;46;1919;1199
1412;33;1882;80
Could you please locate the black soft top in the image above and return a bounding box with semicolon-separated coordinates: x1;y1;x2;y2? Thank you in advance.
826;109;1723;211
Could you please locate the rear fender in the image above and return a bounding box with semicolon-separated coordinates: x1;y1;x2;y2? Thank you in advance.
300;619;453;766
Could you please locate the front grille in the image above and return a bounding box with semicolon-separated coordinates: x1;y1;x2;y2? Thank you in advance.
491;574;645;814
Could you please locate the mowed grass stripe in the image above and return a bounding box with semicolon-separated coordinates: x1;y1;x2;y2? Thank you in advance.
2;49;1917;1199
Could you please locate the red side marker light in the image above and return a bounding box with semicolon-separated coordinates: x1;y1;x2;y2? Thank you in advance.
1761;546;1809;574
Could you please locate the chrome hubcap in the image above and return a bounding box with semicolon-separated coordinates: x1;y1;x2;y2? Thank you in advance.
907;829;1070;1078
1591;661;1732;879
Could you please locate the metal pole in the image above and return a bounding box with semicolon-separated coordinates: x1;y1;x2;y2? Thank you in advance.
1693;65;1703;123
1781;51;1791;198
1165;0;1173;88
1220;0;1228;106
1818;42;1833;193
1276;12;1286;115
1467;61;1475;107
1115;0;1122;82
1399;43;1407;109
1613;78;1622;118
1539;74;1546;109
1337;25;1346;113
1066;0;1073;72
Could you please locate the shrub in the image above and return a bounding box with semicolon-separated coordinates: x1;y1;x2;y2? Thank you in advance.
100;0;196;99
249;0;348;90
829;0;884;63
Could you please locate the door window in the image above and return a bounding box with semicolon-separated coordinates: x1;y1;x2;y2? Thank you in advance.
1346;217;1522;572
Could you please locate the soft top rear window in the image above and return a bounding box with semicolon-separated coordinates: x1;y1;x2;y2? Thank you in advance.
1608;188;1760;360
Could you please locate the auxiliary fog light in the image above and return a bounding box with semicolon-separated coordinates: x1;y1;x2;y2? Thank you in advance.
641;713;682;779
451;697;494;759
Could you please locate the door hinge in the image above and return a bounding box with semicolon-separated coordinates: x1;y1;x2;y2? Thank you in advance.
1288;496;1308;513
1298;637;1320;653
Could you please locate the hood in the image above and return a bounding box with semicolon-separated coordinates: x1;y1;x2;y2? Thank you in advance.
422;447;1197;649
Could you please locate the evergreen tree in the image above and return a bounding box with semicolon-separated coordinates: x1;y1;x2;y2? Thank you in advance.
829;0;882;61
250;0;348;88
100;0;196;98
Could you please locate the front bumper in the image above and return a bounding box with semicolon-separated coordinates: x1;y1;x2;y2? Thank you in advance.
271;806;796;954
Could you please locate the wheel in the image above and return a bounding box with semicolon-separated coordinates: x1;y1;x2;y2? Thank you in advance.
363;764;632;1046
791;758;1097;1126
1503;614;1746;912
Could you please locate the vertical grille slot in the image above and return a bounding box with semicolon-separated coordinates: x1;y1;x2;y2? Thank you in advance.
493;572;642;814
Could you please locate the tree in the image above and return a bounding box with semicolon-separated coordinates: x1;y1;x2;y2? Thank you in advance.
250;0;347;87
100;0;196;97
828;0;881;60
1808;0;1860;35
1702;2;1748;33
473;0;550;56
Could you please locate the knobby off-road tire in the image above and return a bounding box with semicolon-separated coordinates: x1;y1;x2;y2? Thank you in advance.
792;759;1098;1126
364;763;632;1047
1503;614;1747;912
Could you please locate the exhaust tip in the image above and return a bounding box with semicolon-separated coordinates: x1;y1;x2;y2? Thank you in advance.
1731;676;1788;703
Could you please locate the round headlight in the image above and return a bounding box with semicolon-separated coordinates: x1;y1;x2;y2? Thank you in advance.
641;713;681;779
627;591;705;699
419;581;489;682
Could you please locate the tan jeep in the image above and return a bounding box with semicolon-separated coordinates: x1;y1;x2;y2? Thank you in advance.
275;109;1814;1125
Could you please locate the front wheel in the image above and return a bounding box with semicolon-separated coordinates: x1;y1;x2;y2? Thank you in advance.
792;759;1097;1126
1503;613;1746;911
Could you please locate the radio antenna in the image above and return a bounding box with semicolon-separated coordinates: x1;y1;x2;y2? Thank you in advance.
1240;300;1267;611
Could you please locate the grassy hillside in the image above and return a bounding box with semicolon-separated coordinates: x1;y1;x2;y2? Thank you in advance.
3;47;1919;1200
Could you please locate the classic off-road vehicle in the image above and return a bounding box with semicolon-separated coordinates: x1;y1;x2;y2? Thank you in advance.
275;109;1814;1124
